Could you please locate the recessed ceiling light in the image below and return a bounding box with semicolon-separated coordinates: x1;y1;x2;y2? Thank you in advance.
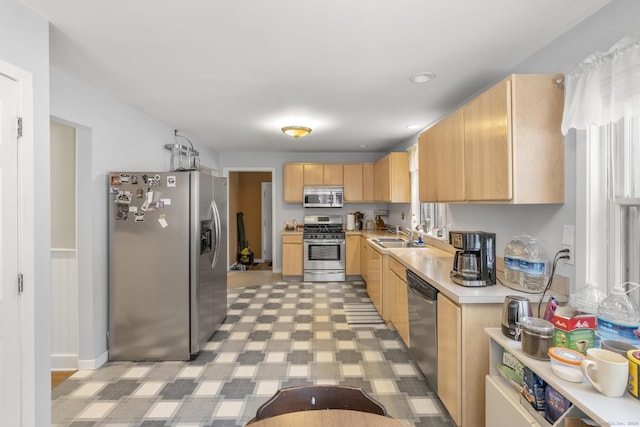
410;72;436;84
359;144;368;148
406;125;422;130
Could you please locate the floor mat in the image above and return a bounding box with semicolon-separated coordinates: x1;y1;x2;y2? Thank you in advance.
344;302;386;328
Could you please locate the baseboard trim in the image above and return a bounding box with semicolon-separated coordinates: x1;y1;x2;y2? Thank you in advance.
51;354;77;371
78;350;108;370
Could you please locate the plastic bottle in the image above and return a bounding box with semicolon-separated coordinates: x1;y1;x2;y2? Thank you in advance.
596;283;640;345
520;238;549;291
569;281;606;315
504;235;527;286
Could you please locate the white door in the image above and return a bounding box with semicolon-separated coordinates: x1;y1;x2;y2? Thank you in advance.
0;72;22;426
261;182;273;261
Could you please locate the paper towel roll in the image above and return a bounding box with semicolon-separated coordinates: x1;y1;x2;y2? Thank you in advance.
346;214;355;231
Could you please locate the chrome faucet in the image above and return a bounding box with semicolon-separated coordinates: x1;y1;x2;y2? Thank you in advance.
400;227;414;242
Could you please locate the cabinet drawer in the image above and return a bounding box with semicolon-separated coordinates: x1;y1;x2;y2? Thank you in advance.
389;257;405;278
282;234;302;244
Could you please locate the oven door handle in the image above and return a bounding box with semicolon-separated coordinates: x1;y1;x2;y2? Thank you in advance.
304;239;345;244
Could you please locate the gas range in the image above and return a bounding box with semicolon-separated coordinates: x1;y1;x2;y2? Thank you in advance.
302;215;346;282
303;215;345;240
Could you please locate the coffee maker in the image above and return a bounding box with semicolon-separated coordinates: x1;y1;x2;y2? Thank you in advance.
449;231;496;287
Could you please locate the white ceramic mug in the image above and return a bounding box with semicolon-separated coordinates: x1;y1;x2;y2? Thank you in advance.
581;348;629;397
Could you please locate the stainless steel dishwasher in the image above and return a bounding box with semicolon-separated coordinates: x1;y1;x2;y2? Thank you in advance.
406;269;438;390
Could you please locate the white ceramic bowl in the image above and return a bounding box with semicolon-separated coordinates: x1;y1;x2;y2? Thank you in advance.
548;347;586;382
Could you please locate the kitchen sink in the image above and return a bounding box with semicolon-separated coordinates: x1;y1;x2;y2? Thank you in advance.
370;237;428;249
370;237;408;248
375;238;407;243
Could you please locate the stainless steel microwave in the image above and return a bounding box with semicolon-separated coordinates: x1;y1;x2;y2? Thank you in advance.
303;186;344;208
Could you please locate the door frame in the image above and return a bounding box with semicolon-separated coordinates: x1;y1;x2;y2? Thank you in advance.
261;181;273;261
0;59;36;425
222;167;276;271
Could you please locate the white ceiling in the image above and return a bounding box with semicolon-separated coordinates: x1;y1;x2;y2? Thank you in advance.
23;0;610;153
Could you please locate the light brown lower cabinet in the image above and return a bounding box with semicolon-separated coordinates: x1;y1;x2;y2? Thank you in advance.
437;293;503;427
282;234;303;277
346;234;360;276
366;245;383;316
389;258;409;346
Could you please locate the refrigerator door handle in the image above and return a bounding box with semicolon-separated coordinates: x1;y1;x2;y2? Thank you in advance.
210;201;221;269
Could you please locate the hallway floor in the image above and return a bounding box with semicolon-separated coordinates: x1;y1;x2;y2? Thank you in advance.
52;280;454;426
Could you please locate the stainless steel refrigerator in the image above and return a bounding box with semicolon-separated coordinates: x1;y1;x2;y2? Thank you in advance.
108;171;227;361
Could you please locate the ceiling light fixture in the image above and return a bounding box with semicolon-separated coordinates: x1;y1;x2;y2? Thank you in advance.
410;72;436;84
281;125;312;138
406;125;422;129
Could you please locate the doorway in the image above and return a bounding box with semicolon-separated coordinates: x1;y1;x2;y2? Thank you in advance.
50;121;78;375
224;168;276;271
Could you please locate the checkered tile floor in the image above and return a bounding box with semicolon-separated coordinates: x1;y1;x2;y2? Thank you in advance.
52;280;455;426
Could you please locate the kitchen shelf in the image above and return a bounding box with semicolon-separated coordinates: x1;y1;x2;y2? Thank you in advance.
486;328;640;427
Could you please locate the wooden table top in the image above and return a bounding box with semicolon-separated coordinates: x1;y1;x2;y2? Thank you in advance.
246;409;405;427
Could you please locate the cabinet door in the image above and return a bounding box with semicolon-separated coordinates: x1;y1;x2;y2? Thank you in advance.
464;79;512;201
303;164;324;185
283;164;304;202
343;164;363;201
323;164;343;185
389;259;409;346
362;163;375;201
367;246;382;314
346;234;361;275
374;156;390;202
418;128;438;202
360;236;369;282
436;109;465;202
282;235;303;276
437;293;462;426
486;376;539;427
389;152;410;202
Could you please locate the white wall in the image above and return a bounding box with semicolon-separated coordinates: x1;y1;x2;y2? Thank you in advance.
50;121;76;249
49;68;221;367
0;0;50;424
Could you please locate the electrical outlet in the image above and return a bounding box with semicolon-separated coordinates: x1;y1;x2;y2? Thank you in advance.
562;244;574;265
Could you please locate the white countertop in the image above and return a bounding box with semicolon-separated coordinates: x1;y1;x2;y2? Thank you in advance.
486;328;640;426
362;234;562;305
387;246;546;304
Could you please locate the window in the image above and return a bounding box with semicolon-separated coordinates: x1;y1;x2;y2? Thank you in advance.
580;118;640;307
407;143;448;239
567;35;640;305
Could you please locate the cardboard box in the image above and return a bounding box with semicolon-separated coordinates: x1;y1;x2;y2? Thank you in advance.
502;350;524;377
551;306;596;355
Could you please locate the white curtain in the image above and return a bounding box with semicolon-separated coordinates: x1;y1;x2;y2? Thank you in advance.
561;34;640;135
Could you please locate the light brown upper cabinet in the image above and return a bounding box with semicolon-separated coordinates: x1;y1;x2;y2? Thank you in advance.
418;109;465;202
284;163;345;202
303;164;344;186
363;163;375;201
374;152;410;203
283;163;304;202
343;163;375;202
418;74;564;204
463;74;564;203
